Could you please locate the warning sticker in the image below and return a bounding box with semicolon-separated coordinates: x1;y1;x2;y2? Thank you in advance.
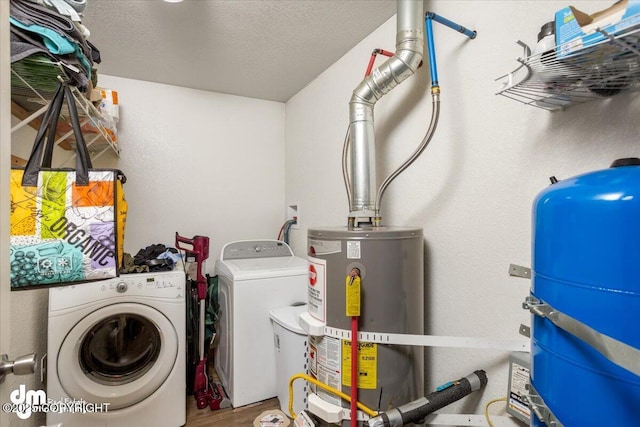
307;257;326;322
309;335;342;405
345;275;361;317
347;241;361;259
508;362;531;419
341;340;377;389
309;239;342;255
308;341;318;377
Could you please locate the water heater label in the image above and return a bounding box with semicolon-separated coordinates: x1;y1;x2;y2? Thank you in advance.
347;241;361;259
341;340;377;389
307;256;326;322
309;335;342;406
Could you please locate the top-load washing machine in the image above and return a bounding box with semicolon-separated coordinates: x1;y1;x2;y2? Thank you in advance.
214;240;307;408
46;270;186;427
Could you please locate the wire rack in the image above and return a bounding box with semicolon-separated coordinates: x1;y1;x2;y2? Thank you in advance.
496;16;640;111
10;56;119;158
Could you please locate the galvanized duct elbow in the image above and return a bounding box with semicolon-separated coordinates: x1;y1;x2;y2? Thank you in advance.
349;0;424;224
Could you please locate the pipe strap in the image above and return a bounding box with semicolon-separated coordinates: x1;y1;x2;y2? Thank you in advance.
322;326;529;352
524;295;640;377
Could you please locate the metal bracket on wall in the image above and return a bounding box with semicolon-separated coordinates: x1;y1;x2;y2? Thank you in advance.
509;264;531;279
510;265;532;340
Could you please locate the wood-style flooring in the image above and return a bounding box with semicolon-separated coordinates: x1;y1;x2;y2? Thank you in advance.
186;396;281;427
185;362;282;426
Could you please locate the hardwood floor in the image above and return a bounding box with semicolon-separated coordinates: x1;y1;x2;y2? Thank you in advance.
185;362;282;426
186;396;281;426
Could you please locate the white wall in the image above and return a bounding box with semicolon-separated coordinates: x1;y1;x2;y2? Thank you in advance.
94;75;286;265
284;0;640;420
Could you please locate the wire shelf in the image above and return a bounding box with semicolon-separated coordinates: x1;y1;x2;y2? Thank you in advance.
496;16;640;111
10;56;119;158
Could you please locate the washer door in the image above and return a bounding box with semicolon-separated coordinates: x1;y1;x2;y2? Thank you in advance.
57;302;178;410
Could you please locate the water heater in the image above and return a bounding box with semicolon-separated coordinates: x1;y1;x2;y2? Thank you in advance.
297;1;477;424
305;227;423;426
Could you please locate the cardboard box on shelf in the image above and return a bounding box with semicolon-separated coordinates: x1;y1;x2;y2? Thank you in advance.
555;0;640;57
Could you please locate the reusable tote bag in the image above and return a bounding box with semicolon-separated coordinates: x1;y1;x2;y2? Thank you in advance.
10;81;127;289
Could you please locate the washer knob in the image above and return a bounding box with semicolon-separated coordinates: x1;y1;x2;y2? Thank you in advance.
116;282;128;293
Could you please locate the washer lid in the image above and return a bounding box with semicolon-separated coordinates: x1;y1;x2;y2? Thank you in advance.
215;256;308;280
270;304;307;334
220;240;294;260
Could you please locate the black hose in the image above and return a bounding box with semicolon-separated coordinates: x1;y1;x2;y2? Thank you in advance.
368;370;488;427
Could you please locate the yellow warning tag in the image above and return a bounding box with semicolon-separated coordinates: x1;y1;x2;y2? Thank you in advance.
341;340;377;389
345;275;361;317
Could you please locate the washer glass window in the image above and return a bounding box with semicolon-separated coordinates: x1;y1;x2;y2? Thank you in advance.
80;313;161;385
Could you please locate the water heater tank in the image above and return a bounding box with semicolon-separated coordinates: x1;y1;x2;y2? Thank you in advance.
307;227;424;426
531;158;640;426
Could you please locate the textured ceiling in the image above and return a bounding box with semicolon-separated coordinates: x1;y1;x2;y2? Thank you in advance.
82;0;397;102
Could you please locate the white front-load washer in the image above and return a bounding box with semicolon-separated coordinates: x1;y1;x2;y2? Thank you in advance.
214;240;307;408
46;270;186;427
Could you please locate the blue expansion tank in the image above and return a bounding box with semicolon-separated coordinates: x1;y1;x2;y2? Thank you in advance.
531;158;640;426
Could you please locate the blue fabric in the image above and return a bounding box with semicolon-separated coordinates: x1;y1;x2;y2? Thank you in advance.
10;16;75;55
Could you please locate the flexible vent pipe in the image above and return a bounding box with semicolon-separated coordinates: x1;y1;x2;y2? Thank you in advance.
367;370;488;427
348;0;424;225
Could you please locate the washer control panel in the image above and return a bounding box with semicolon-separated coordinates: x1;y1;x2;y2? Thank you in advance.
49;271;186;312
221;240;293;260
101;274;182;293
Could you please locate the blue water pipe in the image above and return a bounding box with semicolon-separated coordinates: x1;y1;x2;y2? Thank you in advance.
371;10;477;216
425;11;476;88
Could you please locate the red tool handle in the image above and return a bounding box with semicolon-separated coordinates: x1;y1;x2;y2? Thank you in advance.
175;233;210;299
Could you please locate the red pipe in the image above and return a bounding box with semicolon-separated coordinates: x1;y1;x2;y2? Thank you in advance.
365;48;395;76
351;315;358;427
348;268;361;426
365;52;377;77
